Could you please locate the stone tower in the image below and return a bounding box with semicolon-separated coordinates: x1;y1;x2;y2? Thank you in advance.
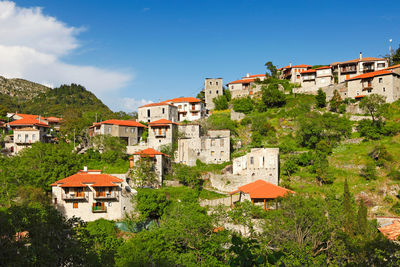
204;78;223;111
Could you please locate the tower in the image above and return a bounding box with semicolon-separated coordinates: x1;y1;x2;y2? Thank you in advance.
204;78;223;111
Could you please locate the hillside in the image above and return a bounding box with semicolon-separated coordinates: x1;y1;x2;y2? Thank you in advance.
0;76;50;101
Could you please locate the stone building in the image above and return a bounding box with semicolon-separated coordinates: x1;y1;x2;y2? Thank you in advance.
51;169;134;222
227;74;266;99
162;97;205;121
131;148;169;185
89;119;147;146
346;69;400;103
331;53;388;83
176;124;230;166
148;119;178;151
298;66;334;93
6;117;51;154
232;148;280;185
279;64;312;84
138;102;178;123
204;78;223;111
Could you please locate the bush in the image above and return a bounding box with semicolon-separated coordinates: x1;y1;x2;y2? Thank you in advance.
282;156;299;176
369;144;392;167
233;97;254;114
357;119;382;140
390;202;400;216
261;83;286;109
387;169;400;180
207;111;237;133
213;95;229;110
360;161;377;180
315;89;326;108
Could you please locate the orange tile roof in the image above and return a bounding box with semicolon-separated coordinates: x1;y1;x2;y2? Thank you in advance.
15;113;39;119
355;95;366;98
378;220;400;240
148;119;178;126
242;74;265;78
132;148;168;157
292;64;312;68
386;64;400;70
8;118;49;127
300;69;316;74
228;78;256;85
139;102;174;108
163;97;201;103
45;116;63;122
346;69;394;81
230;180;294;199
332;57;387;65
315;66;331;70
51;171;123;187
97;119;146;128
278;65;292;70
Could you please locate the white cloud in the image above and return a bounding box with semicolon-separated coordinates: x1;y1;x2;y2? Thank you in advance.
0;1;137;108
121;97;153;111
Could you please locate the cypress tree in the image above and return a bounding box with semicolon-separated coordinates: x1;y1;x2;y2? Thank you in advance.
356;199;368;237
343;179;355;235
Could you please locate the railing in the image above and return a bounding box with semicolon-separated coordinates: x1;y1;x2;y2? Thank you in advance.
62;192;88;201
340;67;357;73
92;206;107;213
94;191;119;200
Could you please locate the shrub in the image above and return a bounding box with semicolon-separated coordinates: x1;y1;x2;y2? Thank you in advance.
233;97;254;114
315;89;326;108
357;119;382;140
282;156;299;176
213;95;229;110
360;161;377;180
261;83;286;109
387;169;400;180
390;202;400;216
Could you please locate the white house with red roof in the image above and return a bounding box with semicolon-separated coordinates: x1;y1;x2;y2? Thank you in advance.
346;69;400;103
51;168;134;222
162;97;205;121
228;74;266;99
279;64;312;84
89;119;147;146
148;119;179;151
131;148;169;185
331;53;388;83
298;66;334;93
138;102;178;123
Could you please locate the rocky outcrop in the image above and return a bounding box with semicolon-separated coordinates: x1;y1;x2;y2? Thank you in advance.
0;76;50;101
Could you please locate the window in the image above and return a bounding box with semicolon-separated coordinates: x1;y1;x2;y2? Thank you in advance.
383;87;386;92
216;81;219;85
131;128;134;133
162;108;165;114
125;127;129;133
209;91;212;94
250;157;254;164
379;78;383;83
108;127;111;133
73;202;78;209
220;139;224;147
25;134;28;142
210;81;212;85
178;105;182;109
378;63;385;68
17;134;21;140
216;90;219;94
211;139;215;146
221;151;224;156
32;134;36;141
296;75;300;79
211;151;215;156
54;198;57;205
147;109;150;117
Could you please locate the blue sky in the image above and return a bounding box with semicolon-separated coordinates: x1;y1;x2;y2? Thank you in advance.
3;0;400;111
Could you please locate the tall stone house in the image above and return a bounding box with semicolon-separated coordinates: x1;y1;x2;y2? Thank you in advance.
51;169;134;222
346;69;400;103
138;102;178;123
227;74;266;99
299;66;334;92
89;119;147;146
147;119;178;151
162;97;205;122
176;124;230;166
204;78;223;111
278;64;312;84
330;53;388;83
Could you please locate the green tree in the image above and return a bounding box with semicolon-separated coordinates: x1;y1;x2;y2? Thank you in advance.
265;61;277;77
360;161;377;180
130;157;159;188
232;97;254;114
359;94;387;123
343;179;355;235
329;89;342;112
261;83;286;108
356;199;368;237
212;95;229;110
315;88;326;108
135;188;169;221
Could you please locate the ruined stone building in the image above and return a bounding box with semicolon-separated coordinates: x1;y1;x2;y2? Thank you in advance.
176;124;230;166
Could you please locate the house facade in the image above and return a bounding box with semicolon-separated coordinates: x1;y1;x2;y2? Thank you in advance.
279;64;312;84
346;69;400;103
162;97;205;122
51;169;134;222
299;66;334;92
204;78;223;111
228;74;266;99
89;119;146;146
331;53;388;83
176;124;230;166
232;148;280;185
138;102;178;123
131;148;169;185
148;119;178;151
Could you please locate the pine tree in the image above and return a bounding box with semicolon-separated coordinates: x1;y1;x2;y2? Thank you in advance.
343;179;355;235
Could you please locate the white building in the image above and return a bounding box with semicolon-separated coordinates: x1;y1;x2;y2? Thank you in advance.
148;119;178;151
51;169;135;222
138;102;178;123
162;97;205;122
228;74;266;99
279;64;312;84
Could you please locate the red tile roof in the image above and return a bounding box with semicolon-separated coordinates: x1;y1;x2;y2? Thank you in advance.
386;64;400;70
278;65;292;70
163;97;201;103
292;64;312;68
97;119;146;128
378;220;400;240
300;69;316;74
230;180;294;199
51;171;123;187
8;118;49;127
228;78;256;85
315;66;331;70
45;116;63;123
355;95;366;98
15;113;39;119
346;70;394;81
332;57;387;66
148;119;178;126
139;102;174;108
133;148;168;157
242;74;265;78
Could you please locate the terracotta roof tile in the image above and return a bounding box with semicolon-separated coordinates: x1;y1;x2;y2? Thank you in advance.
133;148;168;157
315;66;331;70
300;69;316;74
292;64;312;68
332;57;387;65
51;172;123;187
8;118;49;127
230;180;294;199
347;70;394;81
163;97;201;103
97;119;146;128
378;220;400;240
386;64;400;70
139;102;175;108
148;119;178;126
228;78;256;85
242;74;265;78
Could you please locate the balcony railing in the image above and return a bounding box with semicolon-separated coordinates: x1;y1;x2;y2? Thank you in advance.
94;191;119;200
62;192;88;201
92;206;107;213
340;67;357;73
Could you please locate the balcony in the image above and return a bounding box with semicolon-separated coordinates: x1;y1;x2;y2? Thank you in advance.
62;192;88;201
340;66;357;73
155;132;166;137
362;66;374;72
92;206;107;213
303;76;316;81
15;139;37;144
94;191;119;200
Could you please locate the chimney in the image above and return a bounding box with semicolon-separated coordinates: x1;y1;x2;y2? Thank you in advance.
83;166;88;172
360;52;363;60
129;157;134;169
246;73;250;78
289;62;292;67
